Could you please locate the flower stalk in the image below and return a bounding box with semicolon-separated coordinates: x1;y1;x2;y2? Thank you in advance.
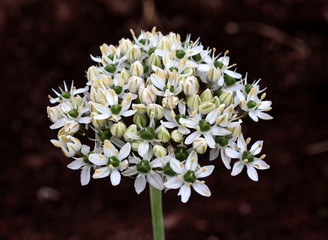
149;185;165;240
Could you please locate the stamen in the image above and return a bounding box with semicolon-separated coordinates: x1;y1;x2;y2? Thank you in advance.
260;154;266;159
200;181;205;184
95;169;102;173
98;154;103;158
246;138;251;144
261;93;266;100
115;149;119;155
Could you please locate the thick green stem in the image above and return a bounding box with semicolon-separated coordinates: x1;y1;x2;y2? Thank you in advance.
149;185;165;240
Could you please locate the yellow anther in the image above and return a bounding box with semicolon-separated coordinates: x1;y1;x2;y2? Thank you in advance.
169;52;173;60
260;154;266;159
53;141;61;147
213;48;216;52
231;114;237;120
188;183;192;187
243;159;248;163
255;164;260;168
98;154;103;158
178;175;182;180
202;168;207;172
249;87;257;96
78;106;82;113
198;105;203;113
246;138;251;144
115;149;119;155
130;29;135;35
95;169;102;173
152;26;156;34
257;102;262;107
258;143;262;148
48;95;51;99
264;107;272;112
196;126;201;131
224;50;229;55
200;180;205;184
100;99;106;106
192;109;198;115
191;157;195;163
261;93;266;100
105;140;110;148
237;147;241;150
180;163;183;168
182;122;187;127
108;164;113;169
190;40;194;44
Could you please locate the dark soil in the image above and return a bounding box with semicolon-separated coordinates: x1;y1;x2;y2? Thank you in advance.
1;0;328;239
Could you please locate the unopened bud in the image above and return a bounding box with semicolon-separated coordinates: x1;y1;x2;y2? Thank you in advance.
200;88;213;102
157;36;171;50
200;102;216;114
193;137;208;154
171;130;184;143
156;126;170;143
110;122;126;138
119;38;133;56
128;76;145;93
87;66;101;81
183;76;199;96
64;122;80;135
130;61;144;77
153;145;167;158
133;113;148;129
147;104;164;120
139;85;157;105
121;68;131;84
219;91;233;106
187;94;201;111
126;45;142;63
124;124;138;142
148;53;162;68
206;66;221;84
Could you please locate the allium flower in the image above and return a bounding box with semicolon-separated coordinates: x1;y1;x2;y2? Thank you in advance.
225;134;270;181
49;81;89;104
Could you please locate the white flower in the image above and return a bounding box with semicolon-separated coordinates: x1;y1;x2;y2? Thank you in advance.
225;134;270;181
122;150;164;194
49;81;88;104
209;136;237;169
67;145;94;186
164;151;214;203
89;140;130;186
51;135;81;157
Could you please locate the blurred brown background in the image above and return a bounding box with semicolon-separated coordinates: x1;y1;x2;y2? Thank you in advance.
0;0;327;239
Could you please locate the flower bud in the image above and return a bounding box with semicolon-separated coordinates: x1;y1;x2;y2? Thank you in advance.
148;53;162;68
110;122;126;138
182;65;195;77
187;94;201;111
132;104;147;114
47;106;65;123
153;145;167;158
200;88;213;102
51;135;82;158
139;85;157;105
162;96;179;109
219;91;233;106
206;66;221;84
64;122;80;135
133;113;148;129
157;36;171;50
128;76;145;93
119;38;133;56
193;137;208;154
101;75;114;88
100;43;116;56
91;112;106;128
156;126;170;143
132;141;142;151
121;68;131;84
146;104;164;120
228;125;241;139
87;66;101;81
171;129;184;143
212;96;220;107
124;124;138;142
183;76;199;96
126;45;142;63
200;102;216;115
130;61;144;77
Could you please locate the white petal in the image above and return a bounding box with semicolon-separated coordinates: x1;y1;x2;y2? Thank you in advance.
80;167;91;186
210;126;231;136
224;69;242;79
110;169;121;186
67;159;84;170
138;142;149;158
192;181;211;197
252;159;270;170
164;176;183;189
89;154;107;165
178;183;191;203
246;165;258;181
221;149;231;169
231;161;244;176
79;117;91;124
205;109;218;124
50;118;65;129
81;145;90;155
122;166;138;176
151;74;166;89
197;64;211;72
225;148;240;159
179;118;197;129
209;148;219;161
106;89;118;105
161;121;177;129
204;133;216;148
121;109;137;117
118;143;131;160
196;165;214;178
185;131;201;145
250;140;263;156
256;111;273;120
248;111;259;122
104;140;117;157
237;134;247;152
185;151;198;171
170;159;184;174
93;167;110;179
135;175;146;194
147;172;164;190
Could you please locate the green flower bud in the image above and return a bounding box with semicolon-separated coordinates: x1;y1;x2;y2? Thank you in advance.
137;160;151;173
104;64;116;73
187;94;201;111
87;66;101;81
200;102;216;114
212;96;220;108
124;124;138;142
97;129;112;142
130;61;144;77
247;100;257;109
183;76;199;96
110;122;126;138
214;61;223;69
176;50;186;59
146;104;164;120
219;91;233;106
128;76;145;93
148;53;162;68
156;126;170;143
192;53;202;62
193;137;208;154
132;141;142;151
215;136;229;147
200;88;213;102
171;129;184;143
132;103;147;114
174;147;188;162
245;84;253;94
242;151;254;163
153;145;167;158
140;127;155;140
126;45;142;63
183;170;197;183
121;68;131;84
163;162;176;176
224;75;236;86
133;113;148;129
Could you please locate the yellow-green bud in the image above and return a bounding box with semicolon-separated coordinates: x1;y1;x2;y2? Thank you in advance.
228;125;241;139
130;61;144;77
157;36;171;50
219;91;233;106
187;94;201;111
139;86;157;105
156;126;170;143
182;65;195;77
110;122;126;138
146;104;164;120
132;104;147;114
101;76;114;88
148;53;162;68
200;102;216;114
64;122;80;135
133;113;148;129
124;124;138;142
206;66;221;84
87;66;101;81
119;38;133;56
200;88;213;102
132;141;142;151
162;96;179;109
91;112;106;128
171;130;184;143
212;96;220;108
193;137;208;154
121;68;131;84
126;45;142;63
183;76;199;96
128;76;145;93
153;145;167;158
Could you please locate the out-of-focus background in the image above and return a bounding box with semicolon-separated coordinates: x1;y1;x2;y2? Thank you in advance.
1;0;327;239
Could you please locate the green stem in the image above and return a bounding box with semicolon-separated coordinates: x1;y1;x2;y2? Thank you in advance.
149;185;165;240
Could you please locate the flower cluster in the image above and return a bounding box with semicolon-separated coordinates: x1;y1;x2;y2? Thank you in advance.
47;28;272;203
